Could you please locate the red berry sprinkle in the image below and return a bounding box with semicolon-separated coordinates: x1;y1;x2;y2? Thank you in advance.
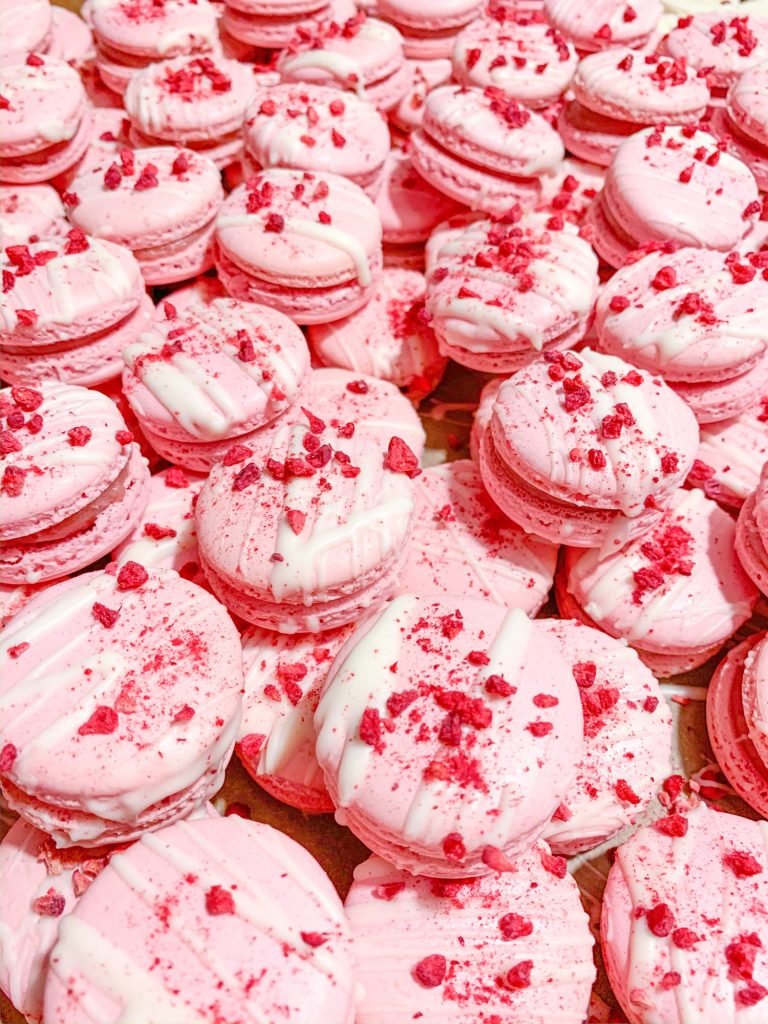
505;960;533;989
286;509;306;535
0;743;17;772
32;889;65;917
165;466;189;488
67;426;92;447
499;913;533;940
78;706;119;736
205;885;235;915
359;707;383;747
232;463;261;492
92;602;119;628
646;902;675;937
11;386;43;411
655;812;689;837
672;927;700;950
413;954;447;988
116;561;149;590
384;436;421;478
115;429;134;445
724;850;763;878
615;779;641;805
301;931;327;947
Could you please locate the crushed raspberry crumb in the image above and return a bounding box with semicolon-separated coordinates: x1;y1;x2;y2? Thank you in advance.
92;602;119;628
646;903;675;936
505;960;533;989
359;707;383;747
724;850;763;878
672;927;700;950
232;463;261;491
0;743;17;772
413;954;446;988
485;674;516;697
117;561;149;590
143;523;177;540
286;509;306;535
615;779;641;805
384;436;421;478
205;885;235;915
78;706;119;736
499;913;533;940
540;850;567;877
442;833;466;861
67;426;92;447
115;430;134;445
32;889;65;917
165;466;189;488
223;444;253;466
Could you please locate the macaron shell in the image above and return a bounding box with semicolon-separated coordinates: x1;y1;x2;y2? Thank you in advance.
46;7;95;67
0;60;87;158
557;99;640;166
389;57;451;133
727;60;768;148
90;0;220;60
670;346;768;424
662;11;768;89
544;0;663;50
0;0;51;63
691;400;768;509
0;185;65;246
375;150;464;247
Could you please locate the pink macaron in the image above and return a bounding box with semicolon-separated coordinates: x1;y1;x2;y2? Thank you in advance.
0;184;66;246
345;849;596;1024
0;0;52;65
155;273;227;315
707;630;768;819
479;348;700;549
410;84;564;214
389;57;452;137
469;374;503;462
712;60;768;190
112;466;208;589
215;168;383;324
51;106;133;191
452;12;577;109
0;381;150;584
90;0;221;96
688;398;768;511
195;368;426;632
278;14;410;112
602;803;768;1023
121;296;311;471
374;150;464;269
221;0;331;50
541;618;672;856
736;462;768;596
397;459;558;612
43;816;357;1024
588;124;760;269
308;266;446;401
376;0;483;59
67;145;224;286
315;595;584;877
46;6;95;67
425;210;599;372
711;104;768;192
543;0;663;52
238;621;355;812
536;155;605;226
124;54;259;170
0;232;153;387
557;487;758;675
596;247;768;424
0;56;94;186
661;10;768;96
243;82;391;196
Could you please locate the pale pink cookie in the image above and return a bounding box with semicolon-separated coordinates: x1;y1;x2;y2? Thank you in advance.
707;631;768;819
479;348;700;549
388;58;451;137
52;106;132;190
560;48;709;166
536;156;605;226
308;267;446;401
0;233;154;387
410;85;564;214
43;816;356;1024
124;55;258;169
67;146;224;286
238;622;355;812
0;565;243;847
221;0;332;50
452;13;577;109
215;168;383;325
0;818;116;1024
469;375;503;462
0;57;94;186
112;467;207;589
377;0;483;59
47;7;95;67
558;488;758;675
154;275;226;317
688;398;768;510
710;104;768;192
397;459;558;612
0;0;52;65
243;83;391;196
711;62;768;190
122;297;310;471
662;10;768;95
195;368;425;632
374;151;463;270
588;125;760;269
315;596;584;876
543;0;663;51
425;211;598;372
91;0;221;96
0;382;150;584
278;15;410;111
345;851;595;1024
601;804;768;1024
736;462;768;596
596;248;768;423
0;184;65;246
541;619;671;856
423;209;485;272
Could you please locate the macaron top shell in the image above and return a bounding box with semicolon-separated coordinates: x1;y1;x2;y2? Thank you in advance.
0;59;88;157
278;15;405;91
572;48;709;123
398;459;559;613
124;55;259;143
244;83;390;180
490;348;700;517
216;169;382;289
315;595;584;874
602;803;768;1024
422;84;565;176
390;57;452;132
740;630;768;772
345;851;596;1024
378;0;480;30
122;298;310;442
375;151;463;244
68;147;224;250
89;0;220;60
43;816;356;1024
662;11;768;89
563;487;758;653
0;185;65;246
604;125;760;253
0;566;243;819
0;0;52;63
452;15;577;108
727;60;768;148
195;368;425;604
0;381;133;540
0;235;145;344
543;0;663;50
596;247;768;382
